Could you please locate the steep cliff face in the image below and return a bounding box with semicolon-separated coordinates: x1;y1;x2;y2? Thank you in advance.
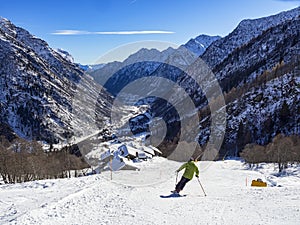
0;17;111;144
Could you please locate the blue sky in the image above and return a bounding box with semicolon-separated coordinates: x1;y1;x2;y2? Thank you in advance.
1;0;299;64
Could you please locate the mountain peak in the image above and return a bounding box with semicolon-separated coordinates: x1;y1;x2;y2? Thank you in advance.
184;34;221;56
123;47;176;65
0;17;17;37
0;16;12;25
0;16;9;23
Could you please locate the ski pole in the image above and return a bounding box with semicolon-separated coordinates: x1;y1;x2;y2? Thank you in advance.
195;151;204;162
197;177;207;196
175;172;178;186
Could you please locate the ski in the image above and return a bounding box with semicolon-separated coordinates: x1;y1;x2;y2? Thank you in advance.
160;193;187;198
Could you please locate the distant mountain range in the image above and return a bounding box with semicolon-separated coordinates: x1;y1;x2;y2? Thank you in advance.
0;6;299;158
89;34;220;95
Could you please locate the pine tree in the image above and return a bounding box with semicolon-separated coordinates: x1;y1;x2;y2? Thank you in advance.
279;100;290;127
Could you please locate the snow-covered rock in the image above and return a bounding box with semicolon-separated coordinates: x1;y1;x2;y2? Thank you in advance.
54;48;74;63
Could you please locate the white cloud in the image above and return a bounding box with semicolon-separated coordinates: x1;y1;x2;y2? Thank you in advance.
51;30;91;35
52;30;174;35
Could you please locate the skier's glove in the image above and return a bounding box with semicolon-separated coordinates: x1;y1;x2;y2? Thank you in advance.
195;175;199;178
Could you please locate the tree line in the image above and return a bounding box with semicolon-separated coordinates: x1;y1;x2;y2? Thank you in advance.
0;136;88;184
240;134;300;172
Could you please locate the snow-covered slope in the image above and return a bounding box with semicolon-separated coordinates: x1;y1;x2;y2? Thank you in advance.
212;72;299;156
0;17;112;144
1;159;299;224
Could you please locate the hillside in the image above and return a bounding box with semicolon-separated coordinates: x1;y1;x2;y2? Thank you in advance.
201;7;300;69
197;9;300;155
0;17;112;144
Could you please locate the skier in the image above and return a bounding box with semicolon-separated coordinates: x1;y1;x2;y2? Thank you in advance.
173;157;199;194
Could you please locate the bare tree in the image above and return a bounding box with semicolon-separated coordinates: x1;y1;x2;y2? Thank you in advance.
240;143;267;167
0;136;90;184
266;134;294;172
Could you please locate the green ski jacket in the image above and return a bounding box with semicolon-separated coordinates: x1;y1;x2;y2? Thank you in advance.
177;161;199;180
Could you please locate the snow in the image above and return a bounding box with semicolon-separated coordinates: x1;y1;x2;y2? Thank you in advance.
1;159;299;225
53;48;74;63
84;136;162;172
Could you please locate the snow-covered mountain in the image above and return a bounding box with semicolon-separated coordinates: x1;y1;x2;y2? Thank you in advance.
1;6;299;157
88;34;218;144
178;7;300;156
88;7;300;157
0;17;111;144
201;7;300;69
89;47;176;91
184;34;221;56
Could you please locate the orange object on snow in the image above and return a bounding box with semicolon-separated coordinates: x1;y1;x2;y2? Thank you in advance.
251;178;267;187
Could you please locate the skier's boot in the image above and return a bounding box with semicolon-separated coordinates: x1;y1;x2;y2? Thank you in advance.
171;189;180;195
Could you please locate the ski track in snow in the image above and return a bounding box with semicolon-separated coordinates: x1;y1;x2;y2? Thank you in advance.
1;159;300;225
